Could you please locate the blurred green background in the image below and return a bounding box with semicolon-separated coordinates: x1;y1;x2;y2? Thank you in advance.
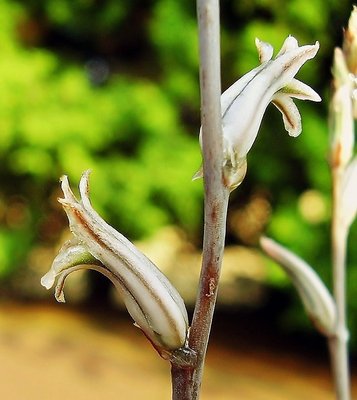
0;0;356;351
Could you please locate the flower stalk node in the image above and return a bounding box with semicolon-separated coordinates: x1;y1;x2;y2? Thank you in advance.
169;346;198;369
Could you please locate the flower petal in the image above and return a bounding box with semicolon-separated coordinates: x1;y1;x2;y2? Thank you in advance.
276;35;299;57
43;171;189;353
40;238;99;290
281;79;322;102
272;93;302;137
255;38;273;63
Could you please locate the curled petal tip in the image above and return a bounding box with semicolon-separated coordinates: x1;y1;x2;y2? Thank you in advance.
40;271;56;290
272;94;302;137
59;175;77;203
79;170;92;208
310;90;322;103
55;284;66;303
281;79;321;102
255;38;273;63
309;41;320;56
83;169;92;177
277;35;299;56
80;169;92;189
59;175;68;185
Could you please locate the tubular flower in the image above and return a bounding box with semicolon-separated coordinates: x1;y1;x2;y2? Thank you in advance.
198;36;321;190
329;48;354;168
41;170;189;357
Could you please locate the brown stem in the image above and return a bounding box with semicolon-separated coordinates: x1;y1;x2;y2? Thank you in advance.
170;0;226;399
170;183;229;400
170;364;194;400
188;190;229;399
189;0;228;395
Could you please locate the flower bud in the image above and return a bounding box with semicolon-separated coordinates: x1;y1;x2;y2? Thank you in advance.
41;171;189;357
260;237;336;336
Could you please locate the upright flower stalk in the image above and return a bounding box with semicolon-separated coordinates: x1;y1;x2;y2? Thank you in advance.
261;9;357;400
330;171;351;400
185;0;228;398
328;8;357;399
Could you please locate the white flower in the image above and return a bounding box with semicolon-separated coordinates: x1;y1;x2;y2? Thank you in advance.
41;170;189;357
198;36;321;190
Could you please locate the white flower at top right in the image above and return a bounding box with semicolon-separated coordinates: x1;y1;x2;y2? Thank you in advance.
199;35;321;191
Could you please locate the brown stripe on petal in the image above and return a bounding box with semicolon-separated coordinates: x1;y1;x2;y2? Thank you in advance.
272;99;295;130
63;203;185;346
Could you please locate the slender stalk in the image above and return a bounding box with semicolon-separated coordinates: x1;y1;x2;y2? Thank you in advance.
171;364;194;400
188;188;229;400
170;0;229;399
329;166;350;400
189;0;228;397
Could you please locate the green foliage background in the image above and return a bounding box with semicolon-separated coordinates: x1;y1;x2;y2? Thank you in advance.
0;0;356;344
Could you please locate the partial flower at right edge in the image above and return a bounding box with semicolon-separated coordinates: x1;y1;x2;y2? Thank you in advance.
329;48;354;169
260;237;336;336
341;157;357;229
343;6;357;74
343;6;357;118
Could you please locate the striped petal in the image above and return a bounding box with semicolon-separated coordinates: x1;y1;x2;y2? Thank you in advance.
41;171;189;356
197;36;321;191
272;93;302;137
